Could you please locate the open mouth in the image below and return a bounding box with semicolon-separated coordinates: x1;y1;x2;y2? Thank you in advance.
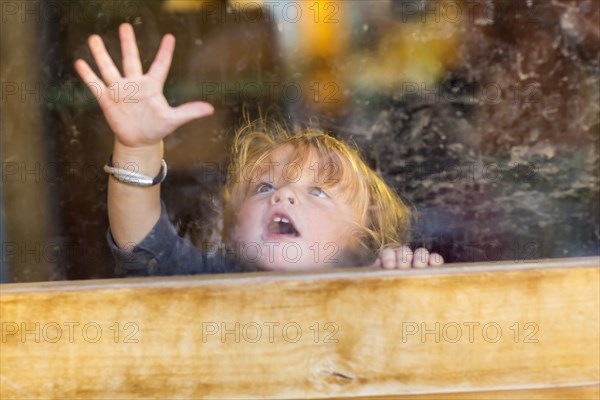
267;215;300;237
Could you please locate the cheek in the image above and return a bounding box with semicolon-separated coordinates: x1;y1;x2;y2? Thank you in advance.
232;203;261;239
336;215;363;245
317;217;355;241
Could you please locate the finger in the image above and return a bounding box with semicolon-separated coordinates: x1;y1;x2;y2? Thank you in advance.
73;59;109;107
413;248;430;268
380;248;396;270
429;252;445;266
371;257;382;268
120;23;143;77
148;33;175;85
397;245;413;269
88;34;122;85
171;101;215;127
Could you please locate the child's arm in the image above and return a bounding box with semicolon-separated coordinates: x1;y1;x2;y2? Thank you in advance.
74;23;214;249
372;246;445;269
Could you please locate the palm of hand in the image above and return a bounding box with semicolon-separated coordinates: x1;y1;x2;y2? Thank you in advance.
99;74;174;146
74;23;213;148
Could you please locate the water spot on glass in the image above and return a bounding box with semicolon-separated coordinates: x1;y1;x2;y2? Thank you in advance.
71;125;80;138
475;18;493;26
69;139;82;151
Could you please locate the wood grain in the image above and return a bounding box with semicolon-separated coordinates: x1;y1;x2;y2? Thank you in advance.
1;257;599;399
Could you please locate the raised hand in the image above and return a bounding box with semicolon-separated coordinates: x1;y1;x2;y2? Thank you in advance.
74;23;213;148
372;245;444;269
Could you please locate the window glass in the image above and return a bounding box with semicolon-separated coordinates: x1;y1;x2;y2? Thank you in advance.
1;0;598;282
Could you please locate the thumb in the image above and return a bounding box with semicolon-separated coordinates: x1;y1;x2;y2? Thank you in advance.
171;101;214;127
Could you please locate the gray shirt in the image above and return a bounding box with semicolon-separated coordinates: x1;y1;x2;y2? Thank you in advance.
106;201;243;277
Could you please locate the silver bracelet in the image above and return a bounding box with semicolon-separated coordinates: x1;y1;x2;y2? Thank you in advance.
103;155;167;187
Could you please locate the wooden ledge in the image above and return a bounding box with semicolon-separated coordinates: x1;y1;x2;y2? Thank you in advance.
2;256;597;292
1;256;599;399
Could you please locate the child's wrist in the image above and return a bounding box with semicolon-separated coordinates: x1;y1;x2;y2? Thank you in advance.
113;139;163;154
112;140;164;177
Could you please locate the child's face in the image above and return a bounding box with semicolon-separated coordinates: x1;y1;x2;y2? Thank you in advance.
231;145;362;271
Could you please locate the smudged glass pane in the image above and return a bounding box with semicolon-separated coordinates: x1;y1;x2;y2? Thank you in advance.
1;0;598;282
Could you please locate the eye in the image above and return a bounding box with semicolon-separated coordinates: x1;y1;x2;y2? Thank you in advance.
255;182;275;194
310;187;328;198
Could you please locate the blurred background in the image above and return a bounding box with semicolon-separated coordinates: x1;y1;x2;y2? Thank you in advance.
1;0;598;282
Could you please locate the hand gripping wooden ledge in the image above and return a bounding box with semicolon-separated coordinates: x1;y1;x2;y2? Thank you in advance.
1;256;598;399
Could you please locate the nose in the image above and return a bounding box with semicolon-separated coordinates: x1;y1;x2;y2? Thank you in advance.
270;186;296;205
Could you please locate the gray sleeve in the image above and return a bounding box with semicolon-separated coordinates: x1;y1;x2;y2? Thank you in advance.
106;200;243;277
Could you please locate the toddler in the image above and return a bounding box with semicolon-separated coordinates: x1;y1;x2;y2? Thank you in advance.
74;23;443;276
